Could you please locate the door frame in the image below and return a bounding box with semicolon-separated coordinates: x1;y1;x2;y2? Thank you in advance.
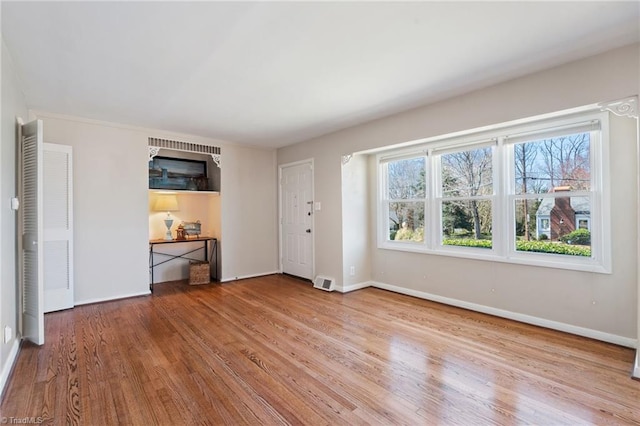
278;158;315;279
17;117;24;338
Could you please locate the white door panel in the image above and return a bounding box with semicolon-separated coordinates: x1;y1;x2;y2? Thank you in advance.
43;143;74;312
281;162;313;279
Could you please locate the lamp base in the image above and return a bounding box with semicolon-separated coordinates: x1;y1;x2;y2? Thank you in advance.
164;218;174;240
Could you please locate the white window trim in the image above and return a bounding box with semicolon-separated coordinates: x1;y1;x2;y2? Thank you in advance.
376;108;611;274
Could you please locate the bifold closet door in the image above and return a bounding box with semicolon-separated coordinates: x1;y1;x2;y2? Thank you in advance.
20;119;44;344
43;143;74;313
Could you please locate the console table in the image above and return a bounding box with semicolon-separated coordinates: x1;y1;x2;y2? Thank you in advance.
149;237;217;292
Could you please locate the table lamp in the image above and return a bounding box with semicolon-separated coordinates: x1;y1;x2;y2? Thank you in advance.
154;193;180;240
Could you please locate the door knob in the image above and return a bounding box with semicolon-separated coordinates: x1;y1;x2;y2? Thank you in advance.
306;229;311;233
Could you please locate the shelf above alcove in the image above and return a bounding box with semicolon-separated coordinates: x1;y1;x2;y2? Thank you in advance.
149;189;219;196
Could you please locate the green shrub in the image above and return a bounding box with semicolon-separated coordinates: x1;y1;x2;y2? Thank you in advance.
442;239;492;249
442;238;591;257
559;229;590;245
394;227;414;241
393;227;425;242
412;227;425;242
539;234;549;241
516;240;591;256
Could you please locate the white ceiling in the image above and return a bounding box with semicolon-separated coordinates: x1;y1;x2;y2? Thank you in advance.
2;2;639;148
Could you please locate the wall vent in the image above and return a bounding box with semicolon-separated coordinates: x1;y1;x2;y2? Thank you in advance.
313;276;335;292
148;137;220;155
148;137;221;167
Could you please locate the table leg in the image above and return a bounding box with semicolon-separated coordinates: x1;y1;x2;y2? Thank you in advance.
150;245;155;292
213;240;217;281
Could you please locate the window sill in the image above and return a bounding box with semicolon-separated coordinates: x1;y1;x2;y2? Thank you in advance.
378;242;611;274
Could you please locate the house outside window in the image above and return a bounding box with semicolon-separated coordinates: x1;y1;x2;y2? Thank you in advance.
377;109;610;273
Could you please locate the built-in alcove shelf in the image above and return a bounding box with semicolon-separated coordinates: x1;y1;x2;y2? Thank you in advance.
148;188;222;283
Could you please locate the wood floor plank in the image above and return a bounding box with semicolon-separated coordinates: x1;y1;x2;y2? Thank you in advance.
1;274;639;425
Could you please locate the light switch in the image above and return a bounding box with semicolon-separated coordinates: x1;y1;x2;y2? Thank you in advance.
315;202;321;211
10;197;19;211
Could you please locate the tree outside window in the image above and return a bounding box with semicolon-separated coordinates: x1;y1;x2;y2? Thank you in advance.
440;146;493;248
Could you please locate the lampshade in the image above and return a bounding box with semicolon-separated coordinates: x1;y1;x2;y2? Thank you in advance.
153;194;179;212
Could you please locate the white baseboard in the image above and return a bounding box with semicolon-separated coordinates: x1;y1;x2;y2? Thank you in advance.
370;281;637;349
220;271;280;283
337;281;372;293
633;350;640;379
75;290;151;306
0;339;21;399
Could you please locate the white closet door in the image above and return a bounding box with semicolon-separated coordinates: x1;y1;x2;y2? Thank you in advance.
20;120;44;345
43;143;74;313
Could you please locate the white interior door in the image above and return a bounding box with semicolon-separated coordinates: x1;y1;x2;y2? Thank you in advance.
20;119;44;345
281;162;314;280
43;143;74;312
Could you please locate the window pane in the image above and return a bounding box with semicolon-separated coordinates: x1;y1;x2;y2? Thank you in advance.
514;132;590;194
441;147;492;197
515;197;591;257
387;157;425;199
388;202;424;242
442;200;492;248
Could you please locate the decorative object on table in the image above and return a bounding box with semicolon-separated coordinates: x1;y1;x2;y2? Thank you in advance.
189;260;210;285
149;156;208;191
153;193;180;240
176;224;186;240
182;220;202;238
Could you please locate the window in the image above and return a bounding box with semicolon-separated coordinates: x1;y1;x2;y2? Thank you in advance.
578;218;589;230
377;109;610;273
381;156;426;242
511;130;592;257
438;145;493;249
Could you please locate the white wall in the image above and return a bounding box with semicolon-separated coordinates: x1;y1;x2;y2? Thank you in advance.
1;38;28;395
277;43;640;344
37;115;151;304
219;144;279;281
341;154;371;289
36;112;279;302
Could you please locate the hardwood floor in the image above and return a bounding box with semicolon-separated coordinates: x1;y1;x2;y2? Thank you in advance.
1;274;639;425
